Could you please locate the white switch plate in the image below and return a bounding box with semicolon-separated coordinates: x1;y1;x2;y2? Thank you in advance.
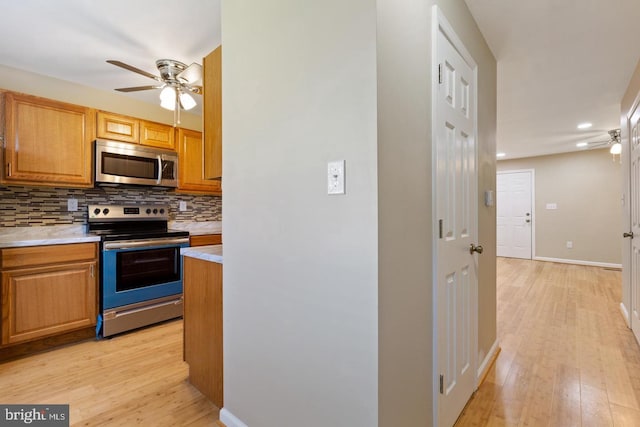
566;241;573;249
179;201;187;212
327;160;345;195
67;198;78;212
546;203;558;210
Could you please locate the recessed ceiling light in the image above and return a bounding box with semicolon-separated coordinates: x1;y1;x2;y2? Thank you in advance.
496;152;506;158
576;142;588;148
577;122;592;130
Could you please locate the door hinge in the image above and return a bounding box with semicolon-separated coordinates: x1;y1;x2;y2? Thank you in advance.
438;64;443;84
439;374;444;394
439;219;443;239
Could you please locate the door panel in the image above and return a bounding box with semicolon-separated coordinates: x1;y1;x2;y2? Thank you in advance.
435;14;478;426
496;171;533;259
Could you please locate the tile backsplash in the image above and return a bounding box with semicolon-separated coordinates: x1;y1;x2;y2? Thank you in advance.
0;185;222;227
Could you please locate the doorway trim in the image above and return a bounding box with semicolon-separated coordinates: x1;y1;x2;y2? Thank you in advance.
497;168;536;259
431;5;479;426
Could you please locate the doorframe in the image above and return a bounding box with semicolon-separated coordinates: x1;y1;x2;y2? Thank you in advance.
431;6;479;426
496;168;536;259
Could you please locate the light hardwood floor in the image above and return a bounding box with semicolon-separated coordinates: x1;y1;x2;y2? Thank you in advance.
0;320;220;426
457;258;640;426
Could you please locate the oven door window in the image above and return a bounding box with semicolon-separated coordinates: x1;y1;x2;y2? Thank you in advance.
102;152;159;180
116;247;180;291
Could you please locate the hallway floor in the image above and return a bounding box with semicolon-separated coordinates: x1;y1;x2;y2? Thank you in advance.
456;258;640;426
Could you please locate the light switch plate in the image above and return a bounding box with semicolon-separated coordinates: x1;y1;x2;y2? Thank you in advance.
67;198;78;212
327;160;345;195
546;203;558;210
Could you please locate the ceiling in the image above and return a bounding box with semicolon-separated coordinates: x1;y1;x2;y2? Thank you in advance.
465;0;640;159
0;1;638;159
0;0;221;115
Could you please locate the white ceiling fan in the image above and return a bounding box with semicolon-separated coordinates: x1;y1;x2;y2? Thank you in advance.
107;59;203;124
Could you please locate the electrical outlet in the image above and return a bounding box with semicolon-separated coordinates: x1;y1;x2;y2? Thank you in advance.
179;201;187;212
327;160;345;195
67;198;78;212
566;241;573;249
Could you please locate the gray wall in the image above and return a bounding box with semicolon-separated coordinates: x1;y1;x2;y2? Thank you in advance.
222;1;379;426
498;148;622;265
222;1;495;426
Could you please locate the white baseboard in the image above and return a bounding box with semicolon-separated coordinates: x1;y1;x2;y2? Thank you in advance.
477;340;499;383
220;408;248;427
620;302;631;327
533;256;622;270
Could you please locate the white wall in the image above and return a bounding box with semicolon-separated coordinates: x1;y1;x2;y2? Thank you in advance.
222;1;379;426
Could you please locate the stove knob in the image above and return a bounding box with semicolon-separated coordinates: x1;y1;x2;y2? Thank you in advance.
153;208;158;214
103;208;110;215
159;208;165;214
146;208;152;214
93;208;101;215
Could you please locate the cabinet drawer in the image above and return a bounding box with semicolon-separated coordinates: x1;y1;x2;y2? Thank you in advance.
0;243;97;269
97;111;139;143
190;234;222;247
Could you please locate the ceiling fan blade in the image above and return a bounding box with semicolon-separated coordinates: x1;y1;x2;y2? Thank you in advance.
107;60;162;82
177;63;203;85
115;85;163;92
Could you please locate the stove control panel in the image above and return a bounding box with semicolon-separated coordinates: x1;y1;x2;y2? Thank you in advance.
88;205;169;221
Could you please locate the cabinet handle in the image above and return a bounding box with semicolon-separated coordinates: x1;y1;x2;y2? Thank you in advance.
6;162;11;177
90;264;94;278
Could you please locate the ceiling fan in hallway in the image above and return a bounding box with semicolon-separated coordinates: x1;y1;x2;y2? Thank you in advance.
579;129;621;158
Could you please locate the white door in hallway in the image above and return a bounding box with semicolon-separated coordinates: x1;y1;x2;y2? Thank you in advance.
433;7;478;427
496;170;533;259
629;106;640;344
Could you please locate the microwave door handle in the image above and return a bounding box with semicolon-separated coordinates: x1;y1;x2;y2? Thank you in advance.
157;155;162;185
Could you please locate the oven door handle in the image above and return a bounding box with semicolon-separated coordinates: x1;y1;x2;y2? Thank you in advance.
103;237;190;250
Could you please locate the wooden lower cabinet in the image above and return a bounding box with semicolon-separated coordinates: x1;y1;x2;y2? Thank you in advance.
189;234;222;247
183;256;223;408
0;243;98;346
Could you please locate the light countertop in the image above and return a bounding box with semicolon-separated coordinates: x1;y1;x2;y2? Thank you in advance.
181;244;223;264
169;220;222;236
0;225;100;249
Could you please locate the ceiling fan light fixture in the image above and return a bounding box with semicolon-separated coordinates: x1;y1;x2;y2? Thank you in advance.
610;142;622;155
179;91;197;110
159;86;176;110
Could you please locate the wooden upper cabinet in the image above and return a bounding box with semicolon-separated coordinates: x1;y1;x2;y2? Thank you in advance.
140;119;175;150
177;128;221;194
96;111;138;143
97;111;175;150
203;46;222;180
4;92;95;187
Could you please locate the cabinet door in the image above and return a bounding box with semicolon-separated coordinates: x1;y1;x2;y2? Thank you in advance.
203;46;222;180
1;262;97;345
4;93;95;187
177;128;222;194
96;111;139;143
140;120;175;150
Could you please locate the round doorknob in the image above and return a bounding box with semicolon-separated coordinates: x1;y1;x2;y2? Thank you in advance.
470;244;484;254
526;219;531;223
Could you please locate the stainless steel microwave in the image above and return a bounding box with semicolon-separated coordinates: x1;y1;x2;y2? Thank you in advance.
95;139;178;188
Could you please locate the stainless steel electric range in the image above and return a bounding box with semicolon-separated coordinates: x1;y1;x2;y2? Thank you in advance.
87;204;189;338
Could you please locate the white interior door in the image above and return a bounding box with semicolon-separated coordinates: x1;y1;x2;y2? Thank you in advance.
629;106;640;344
497;170;533;259
433;7;478;427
